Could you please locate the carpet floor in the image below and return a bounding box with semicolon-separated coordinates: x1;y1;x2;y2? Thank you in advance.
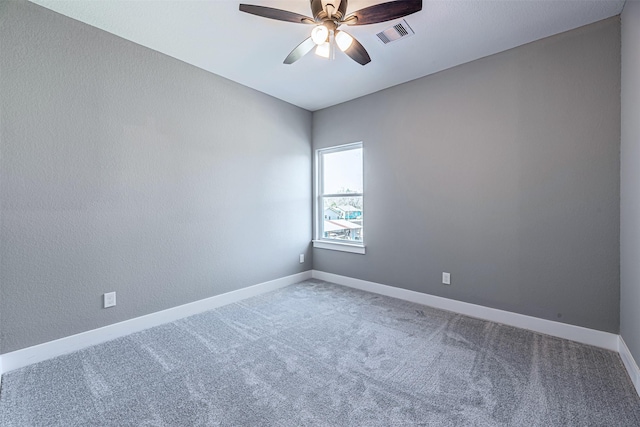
1;279;639;426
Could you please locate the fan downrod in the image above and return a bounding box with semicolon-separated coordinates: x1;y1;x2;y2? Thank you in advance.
310;0;348;22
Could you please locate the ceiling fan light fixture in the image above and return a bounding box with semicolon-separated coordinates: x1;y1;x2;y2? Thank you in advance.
311;25;329;45
315;42;331;58
239;0;423;66
335;31;353;51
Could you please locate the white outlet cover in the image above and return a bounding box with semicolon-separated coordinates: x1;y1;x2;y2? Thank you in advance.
299;254;305;263
442;272;451;285
104;292;116;308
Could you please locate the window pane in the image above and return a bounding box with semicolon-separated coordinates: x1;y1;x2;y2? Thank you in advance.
322;148;362;195
322;196;363;242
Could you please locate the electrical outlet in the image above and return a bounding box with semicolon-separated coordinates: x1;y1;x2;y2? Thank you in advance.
104;292;116;308
299;254;305;263
442;272;451;285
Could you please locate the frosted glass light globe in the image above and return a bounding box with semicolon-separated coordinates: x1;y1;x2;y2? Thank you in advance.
315;42;331;58
311;25;329;45
336;31;353;51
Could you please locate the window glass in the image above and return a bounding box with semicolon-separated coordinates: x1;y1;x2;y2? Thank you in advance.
317;144;363;245
322;149;363;194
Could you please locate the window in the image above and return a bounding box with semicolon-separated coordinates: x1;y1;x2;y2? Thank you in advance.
314;142;365;254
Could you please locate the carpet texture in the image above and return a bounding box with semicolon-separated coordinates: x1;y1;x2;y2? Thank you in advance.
1;280;639;426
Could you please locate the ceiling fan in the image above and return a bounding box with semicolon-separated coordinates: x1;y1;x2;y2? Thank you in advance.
239;0;422;65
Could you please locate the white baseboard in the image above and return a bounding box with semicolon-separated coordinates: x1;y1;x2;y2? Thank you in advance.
0;271;312;375
619;337;640;396
1;269;632;398
312;270;619;352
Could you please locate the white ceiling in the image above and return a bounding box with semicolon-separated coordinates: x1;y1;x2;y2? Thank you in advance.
30;0;625;111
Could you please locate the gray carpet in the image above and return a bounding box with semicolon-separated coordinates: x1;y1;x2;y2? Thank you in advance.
1;280;639;426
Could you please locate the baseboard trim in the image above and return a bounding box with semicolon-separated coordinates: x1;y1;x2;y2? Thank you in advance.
312;270;619;352
0;270;628;385
619;337;640;396
0;271;312;375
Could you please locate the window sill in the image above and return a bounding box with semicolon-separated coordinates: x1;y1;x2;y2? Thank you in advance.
313;240;366;254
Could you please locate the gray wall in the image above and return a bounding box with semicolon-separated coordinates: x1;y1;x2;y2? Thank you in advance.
313;18;621;333
0;0;624;356
0;1;312;353
621;1;640;362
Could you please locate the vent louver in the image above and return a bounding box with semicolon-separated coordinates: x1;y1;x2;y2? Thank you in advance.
376;19;415;44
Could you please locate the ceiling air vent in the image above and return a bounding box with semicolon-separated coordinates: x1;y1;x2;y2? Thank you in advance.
376;19;415;45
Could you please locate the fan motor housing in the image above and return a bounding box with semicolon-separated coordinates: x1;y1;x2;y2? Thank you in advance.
311;0;348;22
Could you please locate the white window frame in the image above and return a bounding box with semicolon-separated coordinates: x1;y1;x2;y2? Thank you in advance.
313;142;365;254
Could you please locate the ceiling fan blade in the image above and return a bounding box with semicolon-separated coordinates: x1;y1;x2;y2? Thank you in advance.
339;32;371;66
284;37;316;64
239;4;315;24
344;0;422;26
